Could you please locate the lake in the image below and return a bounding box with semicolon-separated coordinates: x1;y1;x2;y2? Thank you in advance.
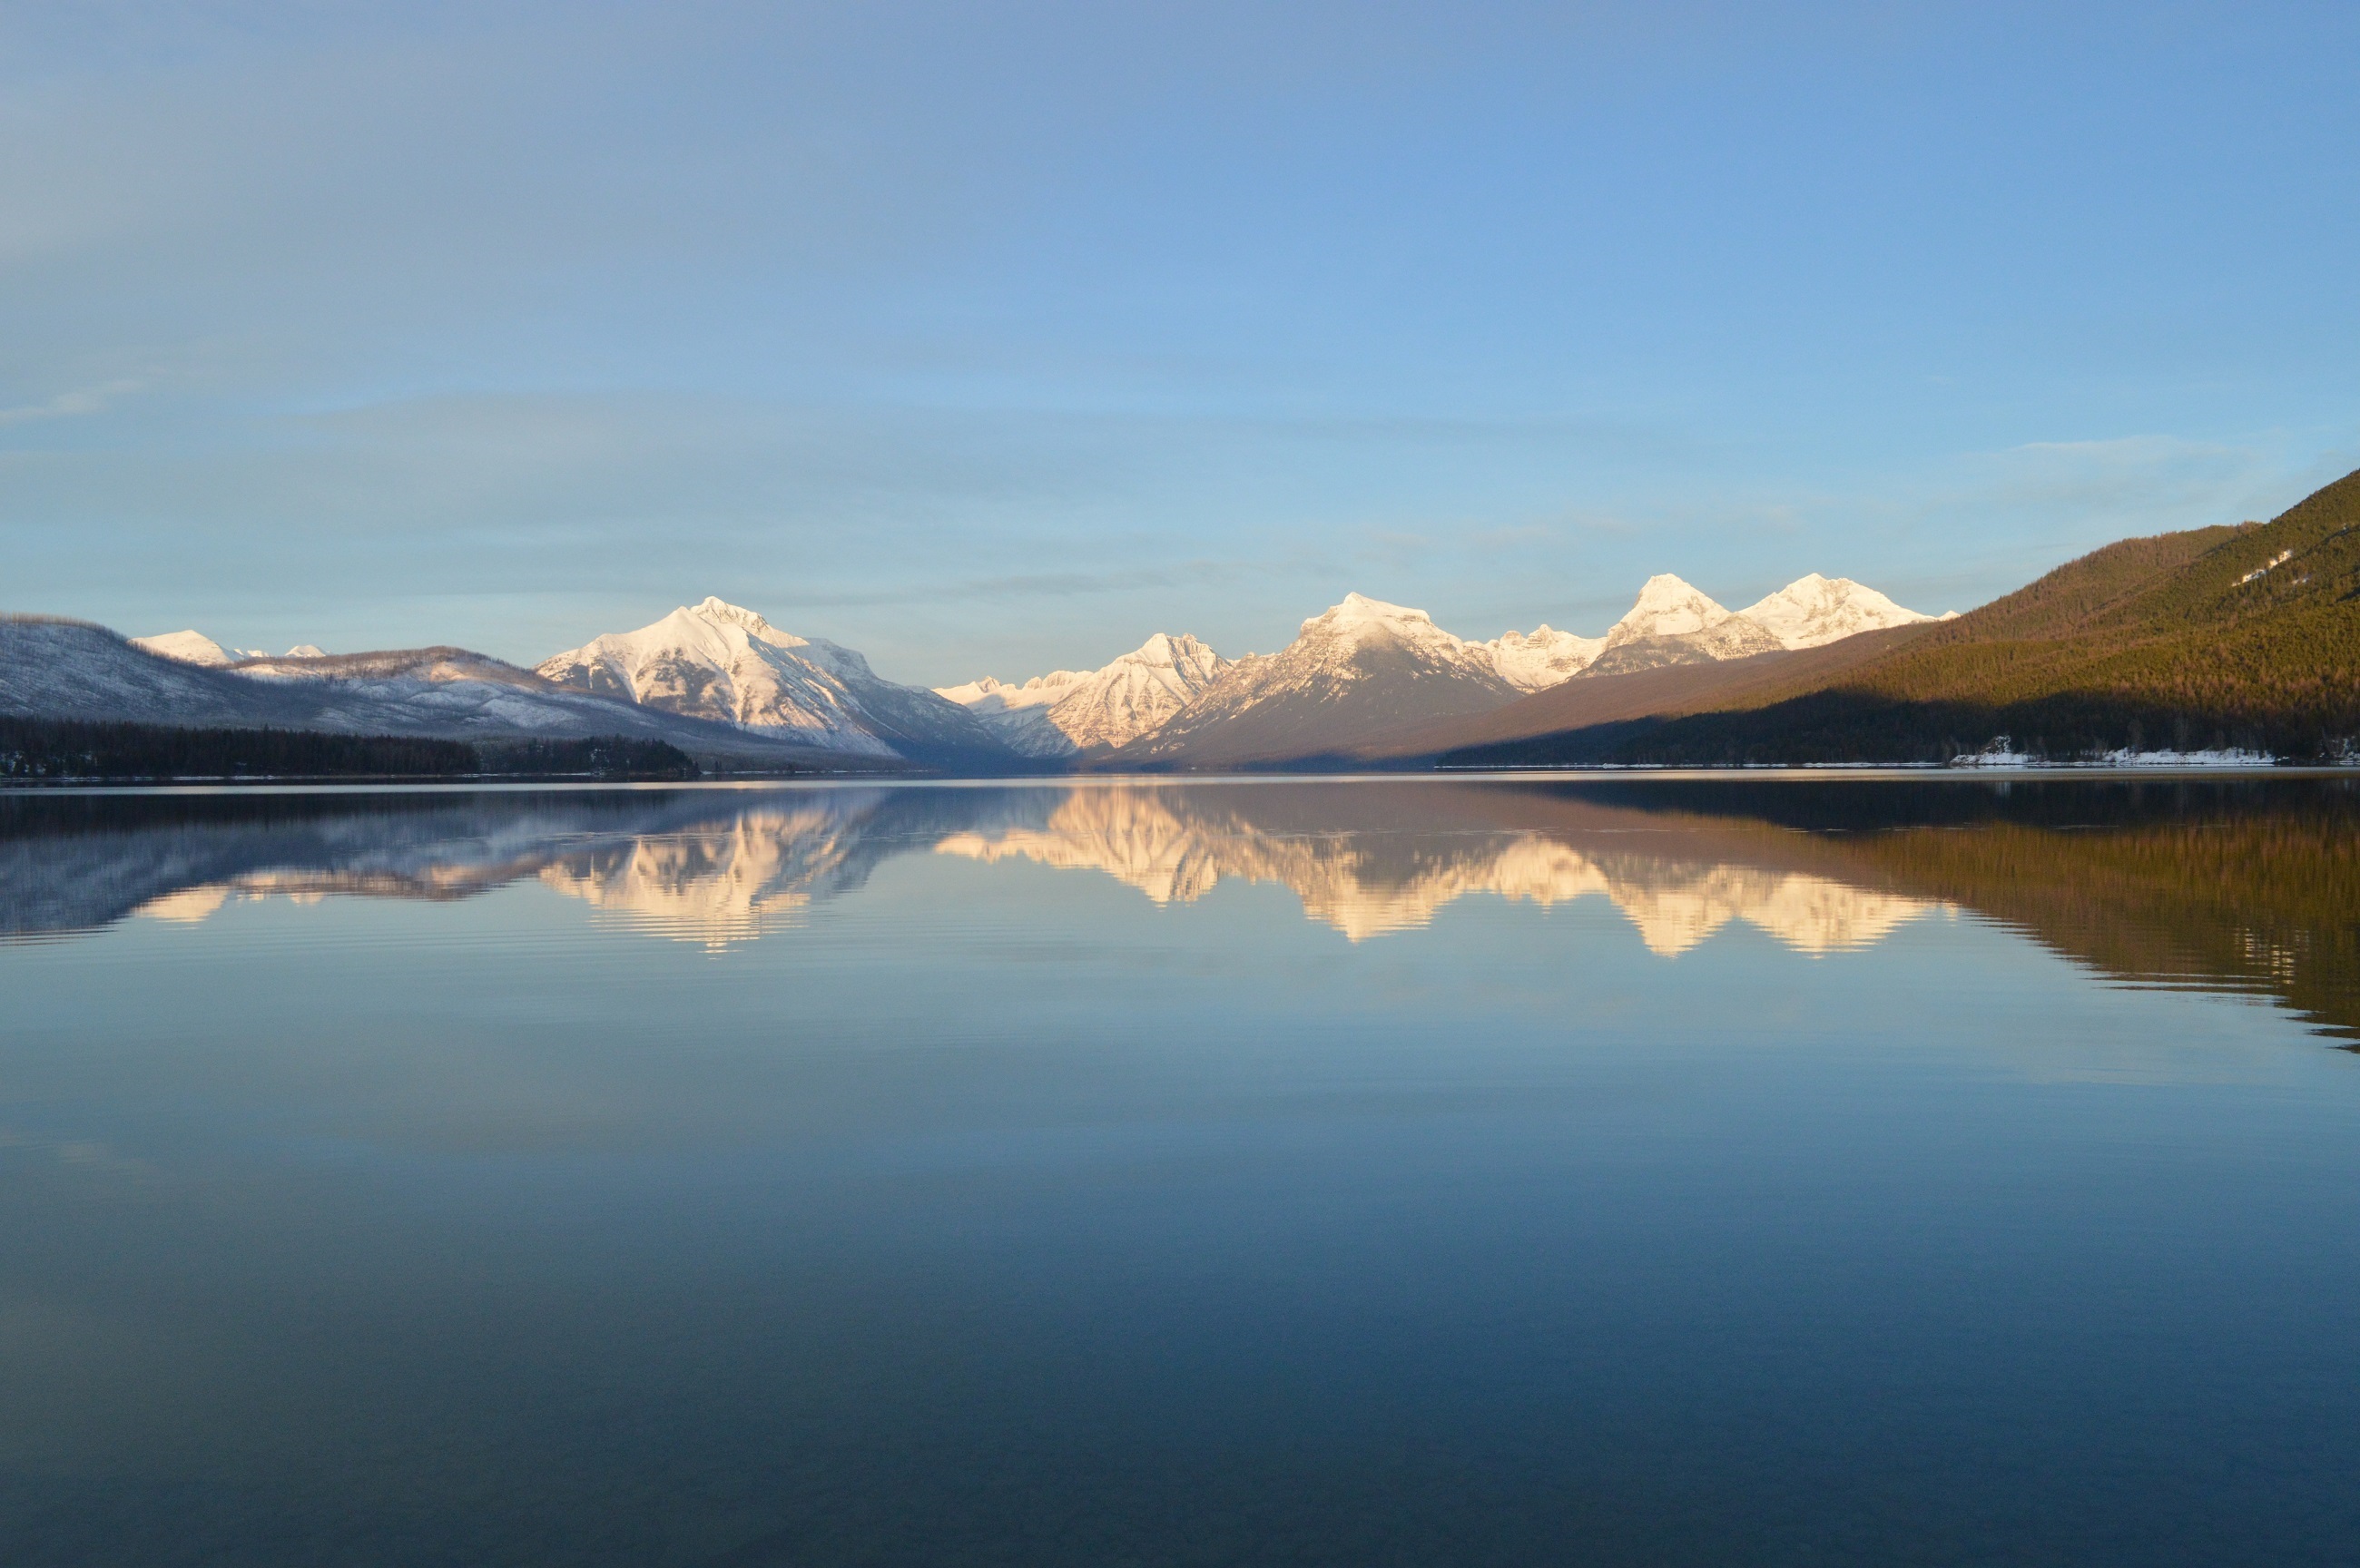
2;775;2356;1566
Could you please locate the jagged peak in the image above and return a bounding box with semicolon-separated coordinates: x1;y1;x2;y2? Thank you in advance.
939;632;1224;707
1305;593;1436;634
1606;574;1735;643
1627;573;1723;610
1125;631;1225;671
689;595;772;632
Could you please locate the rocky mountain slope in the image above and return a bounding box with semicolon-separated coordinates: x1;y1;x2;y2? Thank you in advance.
1478;624;1608;690
1059;575;1932;768
1111;594;1524;767
1369;626;1932;761
937;632;1231;756
536;597;1019;768
1583;573;1935;676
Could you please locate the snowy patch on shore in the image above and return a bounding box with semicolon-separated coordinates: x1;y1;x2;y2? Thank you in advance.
1951;746;2277;769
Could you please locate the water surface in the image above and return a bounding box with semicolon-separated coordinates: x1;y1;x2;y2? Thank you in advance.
2;776;2356;1565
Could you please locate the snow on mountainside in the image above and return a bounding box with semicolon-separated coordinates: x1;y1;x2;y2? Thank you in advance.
133;632;329;665
64;573;1942;772
1480;625;1607;690
1579;573;1936;677
1608;574;1737;644
938;632;1231;756
1583;574;1782;675
1734;573;1940;649
536;597;1017;765
133;630;238;667
1118;593;1520;765
2;617;841;759
1093;576;1939;764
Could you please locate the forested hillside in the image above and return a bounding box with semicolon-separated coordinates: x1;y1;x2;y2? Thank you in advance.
1446;468;2360;765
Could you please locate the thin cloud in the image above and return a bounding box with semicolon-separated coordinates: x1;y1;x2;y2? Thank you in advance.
0;378;141;426
774;558;1257;609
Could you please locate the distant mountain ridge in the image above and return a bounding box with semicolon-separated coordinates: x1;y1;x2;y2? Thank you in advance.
935;632;1230;756
22;570;1945;772
1113;593;1525;767
935;573;1939;767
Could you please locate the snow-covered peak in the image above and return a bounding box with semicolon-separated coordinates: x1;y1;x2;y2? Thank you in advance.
934;669;1089;713
1481;624;1607;691
1128;631;1213;670
535;600;999;760
692;595;778;634
1605;574;1734;646
937;673;1014;709
652;597;811;652
1305;593;1437;636
283;643;328;659
133;630;236;667
1735;574;1936;650
937;632;1231;754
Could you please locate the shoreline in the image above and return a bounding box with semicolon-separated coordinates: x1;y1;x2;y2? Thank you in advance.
4;763;2353;798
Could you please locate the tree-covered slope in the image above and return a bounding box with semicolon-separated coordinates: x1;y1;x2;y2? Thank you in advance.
1446;467;2360;765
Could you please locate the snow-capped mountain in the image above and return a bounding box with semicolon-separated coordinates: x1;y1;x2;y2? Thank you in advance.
536;596;1018;766
1584;575;1782;675
4;618;841;760
938;632;1231;756
44;573;1946;774
1734;573;1942;649
132;630;239;666
1578;573;1937;676
1608;574;1736;644
1118;593;1521;765
1480;625;1608;690
132;631;328;666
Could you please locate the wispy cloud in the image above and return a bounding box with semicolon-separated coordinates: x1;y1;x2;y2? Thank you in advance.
0;378;142;426
774;558;1257;609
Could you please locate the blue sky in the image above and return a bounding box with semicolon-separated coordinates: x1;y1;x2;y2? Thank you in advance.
4;1;2356;684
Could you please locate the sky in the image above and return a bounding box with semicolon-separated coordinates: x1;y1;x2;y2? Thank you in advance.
4;1;2357;686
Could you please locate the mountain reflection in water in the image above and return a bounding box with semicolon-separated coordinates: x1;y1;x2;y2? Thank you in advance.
4;776;2355;1044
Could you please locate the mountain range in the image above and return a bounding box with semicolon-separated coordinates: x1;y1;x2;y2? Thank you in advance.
22;573;1935;771
12;466;2356;771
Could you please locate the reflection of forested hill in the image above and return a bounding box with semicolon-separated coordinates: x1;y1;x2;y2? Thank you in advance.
1535;777;2360;1047
1834;812;2360;1049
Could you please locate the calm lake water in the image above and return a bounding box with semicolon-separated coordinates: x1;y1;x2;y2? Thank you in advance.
2;775;2357;1566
